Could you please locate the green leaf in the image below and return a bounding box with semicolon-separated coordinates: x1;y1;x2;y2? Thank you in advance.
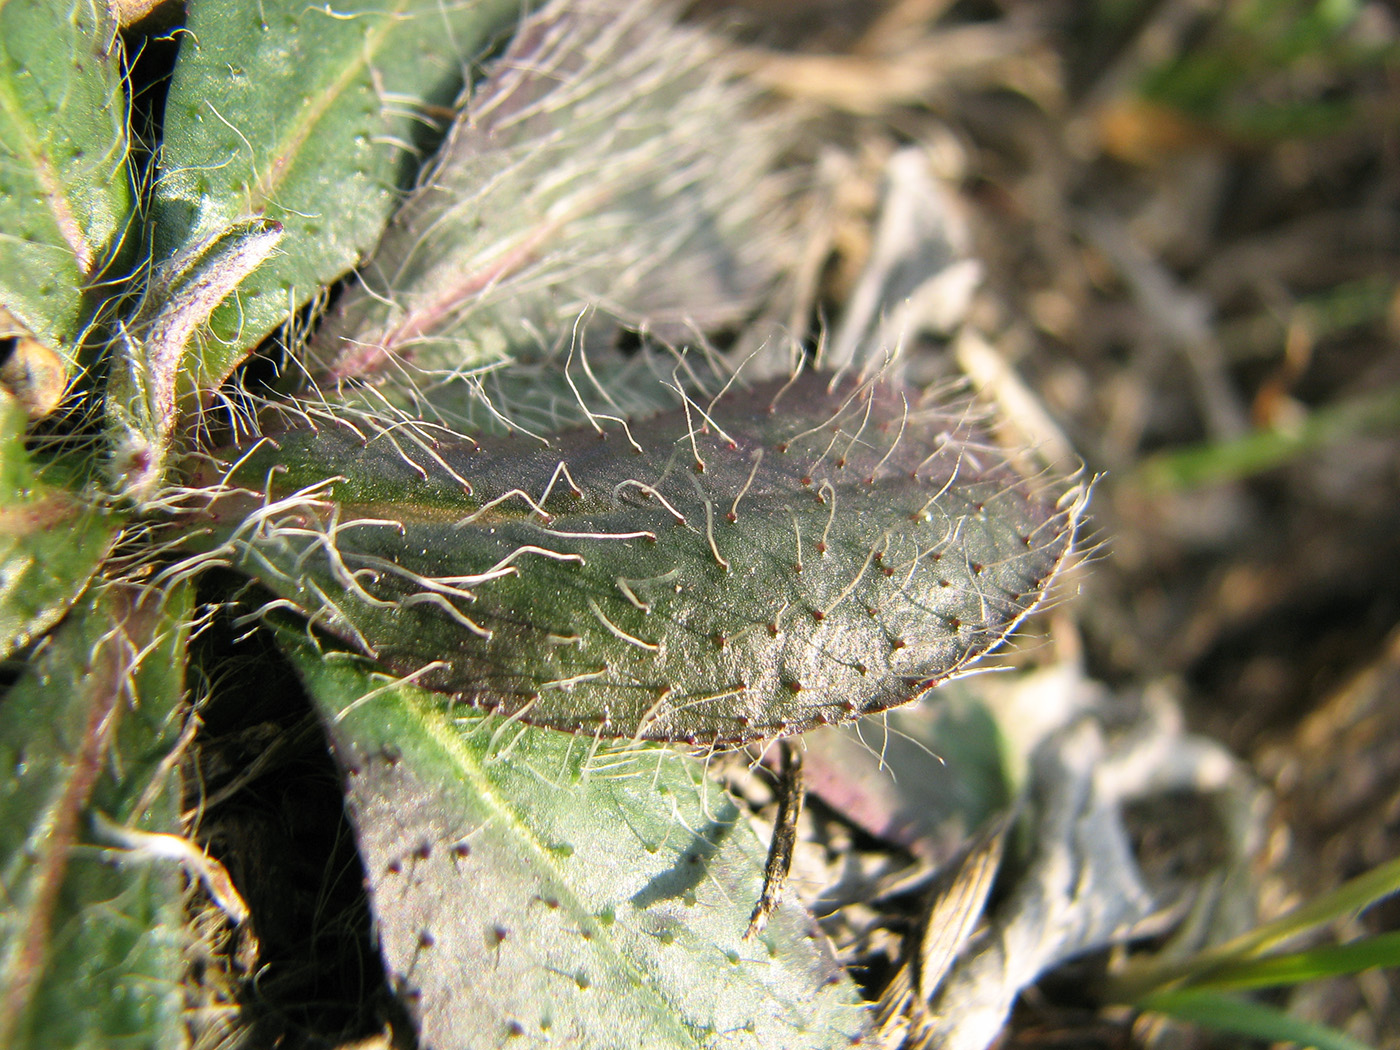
0;392;117;658
285;641;872;1049
106;218;284;501
0;0;133;371
1141;988;1376;1050
196;368;1082;744
307;0;787;389
0;579;195;1049
152;0;526;390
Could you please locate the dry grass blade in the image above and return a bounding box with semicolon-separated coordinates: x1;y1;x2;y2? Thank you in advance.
874;815;1010;1047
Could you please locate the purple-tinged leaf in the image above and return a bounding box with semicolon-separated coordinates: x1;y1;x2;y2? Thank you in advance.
194;368;1083;744
307;0;789;390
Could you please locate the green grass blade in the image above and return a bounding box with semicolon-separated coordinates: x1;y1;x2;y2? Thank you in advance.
1183;931;1400;993
1127;384;1400;492
152;0;524;391
1141;988;1376;1050
0;0;133;373
1109;854;1400;1001
1203;855;1400;964
0;580;195;1049
284;640;872;1049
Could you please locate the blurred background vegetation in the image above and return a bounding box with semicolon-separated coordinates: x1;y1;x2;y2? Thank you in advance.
681;0;1399;1044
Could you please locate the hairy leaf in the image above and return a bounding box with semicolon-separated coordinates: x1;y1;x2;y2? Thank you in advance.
152;0;524;387
307;0;789;389
0;392;116;658
198;368;1082;744
0;581;193;1049
287;643;871;1049
0;0;133;372
106;218;284;500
